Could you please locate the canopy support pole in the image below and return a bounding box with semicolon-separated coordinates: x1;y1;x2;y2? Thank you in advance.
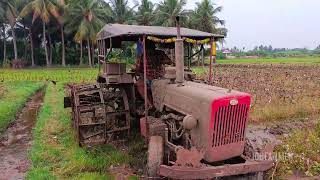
98;40;101;72
187;43;191;70
209;38;214;83
143;35;148;127
103;38;113;72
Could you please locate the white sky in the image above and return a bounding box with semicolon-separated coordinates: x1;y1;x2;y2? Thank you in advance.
129;0;320;50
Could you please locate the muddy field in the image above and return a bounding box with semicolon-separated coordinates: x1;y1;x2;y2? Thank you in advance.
200;64;320;122
0;90;44;179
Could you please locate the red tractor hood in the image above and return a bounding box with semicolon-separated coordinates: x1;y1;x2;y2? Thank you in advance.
152;80;251;162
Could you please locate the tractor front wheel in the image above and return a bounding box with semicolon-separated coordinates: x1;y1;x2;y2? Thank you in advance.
147;136;164;178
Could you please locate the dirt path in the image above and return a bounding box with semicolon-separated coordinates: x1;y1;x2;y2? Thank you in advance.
0;90;45;180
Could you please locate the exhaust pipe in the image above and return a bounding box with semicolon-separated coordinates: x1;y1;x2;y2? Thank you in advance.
175;16;184;84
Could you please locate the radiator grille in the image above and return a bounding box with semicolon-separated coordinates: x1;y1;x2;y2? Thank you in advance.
212;104;248;147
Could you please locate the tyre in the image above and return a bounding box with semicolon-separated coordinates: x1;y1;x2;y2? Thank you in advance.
248;172;264;180
224;172;265;180
147;136;164;178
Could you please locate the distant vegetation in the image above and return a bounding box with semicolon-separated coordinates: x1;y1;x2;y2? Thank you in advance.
219;45;320;59
0;0;226;67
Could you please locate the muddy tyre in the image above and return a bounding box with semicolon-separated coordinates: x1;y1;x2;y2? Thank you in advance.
147;136;164;178
224;172;264;180
251;172;264;180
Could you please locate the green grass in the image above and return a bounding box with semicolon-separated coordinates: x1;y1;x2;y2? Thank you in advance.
0;68;97;82
26;83;129;179
0;81;44;133
215;57;320;64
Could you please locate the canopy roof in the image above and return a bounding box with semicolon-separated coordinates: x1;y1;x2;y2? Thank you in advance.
97;24;224;41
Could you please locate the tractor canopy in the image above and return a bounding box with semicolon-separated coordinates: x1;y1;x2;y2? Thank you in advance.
96;23;224;48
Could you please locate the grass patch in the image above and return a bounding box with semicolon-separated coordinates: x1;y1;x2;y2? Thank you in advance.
26;83;129;179
0;81;44;133
250;97;320;122
275;122;320;177
72;172;114;180
0;68;97;82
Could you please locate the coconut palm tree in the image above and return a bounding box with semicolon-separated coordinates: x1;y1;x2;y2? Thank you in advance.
56;0;66;66
192;0;225;33
135;0;155;25
65;0;111;67
0;2;6;63
0;1;5;15
109;0;136;24
188;0;227;65
18;12;36;66
155;0;188;27
20;0;60;67
3;0;19;61
0;16;8;65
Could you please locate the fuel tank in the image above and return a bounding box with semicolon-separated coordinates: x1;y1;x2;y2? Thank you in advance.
152;79;251;162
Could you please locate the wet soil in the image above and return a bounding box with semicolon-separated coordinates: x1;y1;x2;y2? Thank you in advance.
246;117;319;152
0;90;45;180
246;118;319;179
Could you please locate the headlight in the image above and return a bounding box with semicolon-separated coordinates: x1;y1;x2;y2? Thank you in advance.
183;115;197;130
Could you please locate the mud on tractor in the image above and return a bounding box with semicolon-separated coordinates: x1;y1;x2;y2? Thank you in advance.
64;19;274;179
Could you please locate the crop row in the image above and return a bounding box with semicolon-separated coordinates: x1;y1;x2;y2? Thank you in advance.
0;69;98;83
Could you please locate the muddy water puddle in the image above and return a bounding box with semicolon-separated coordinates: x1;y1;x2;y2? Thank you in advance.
0;90;45;180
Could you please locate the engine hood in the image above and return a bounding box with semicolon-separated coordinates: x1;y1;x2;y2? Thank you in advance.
152;80;250;117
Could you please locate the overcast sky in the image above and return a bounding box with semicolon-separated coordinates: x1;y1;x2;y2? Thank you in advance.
140;0;320;50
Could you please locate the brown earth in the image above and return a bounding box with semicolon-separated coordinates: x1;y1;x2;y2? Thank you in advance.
199;64;320;122
0;90;45;180
209;64;320;107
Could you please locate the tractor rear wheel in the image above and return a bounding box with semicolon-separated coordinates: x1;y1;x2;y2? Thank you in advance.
147;136;164;178
69;84;131;146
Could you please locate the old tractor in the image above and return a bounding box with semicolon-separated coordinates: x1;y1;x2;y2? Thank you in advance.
64;20;274;179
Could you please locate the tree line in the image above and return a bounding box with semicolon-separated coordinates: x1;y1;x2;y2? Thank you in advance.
0;0;226;67
222;45;320;59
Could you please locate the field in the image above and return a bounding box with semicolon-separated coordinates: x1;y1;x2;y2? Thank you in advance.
196;64;320;122
0;57;319;82
215;56;320;64
0;81;44;133
0;59;320;178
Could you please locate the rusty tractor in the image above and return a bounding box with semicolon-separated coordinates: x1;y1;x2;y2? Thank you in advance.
64;19;274;179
